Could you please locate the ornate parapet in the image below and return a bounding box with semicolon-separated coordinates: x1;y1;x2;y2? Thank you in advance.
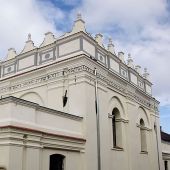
0;32;152;97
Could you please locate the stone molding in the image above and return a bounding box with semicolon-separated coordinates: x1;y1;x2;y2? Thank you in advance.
0;125;85;151
0;63;158;112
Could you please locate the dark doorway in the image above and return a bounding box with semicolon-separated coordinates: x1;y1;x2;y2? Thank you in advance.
164;160;168;170
50;154;65;170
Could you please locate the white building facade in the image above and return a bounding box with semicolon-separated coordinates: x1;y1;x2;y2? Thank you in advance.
0;14;164;170
161;131;170;170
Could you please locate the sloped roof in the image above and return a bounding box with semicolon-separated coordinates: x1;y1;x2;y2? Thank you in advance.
161;131;170;142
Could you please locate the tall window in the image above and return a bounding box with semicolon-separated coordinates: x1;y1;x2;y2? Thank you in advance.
50;154;65;170
140;119;147;152
112;108;121;148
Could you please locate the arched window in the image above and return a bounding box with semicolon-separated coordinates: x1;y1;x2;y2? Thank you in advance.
140;119;147;152
50;154;65;170
112;108;122;148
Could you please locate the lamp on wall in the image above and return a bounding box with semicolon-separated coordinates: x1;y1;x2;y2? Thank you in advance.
63;90;68;107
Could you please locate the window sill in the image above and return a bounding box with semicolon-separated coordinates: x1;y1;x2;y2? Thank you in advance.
112;147;124;151
140;151;148;154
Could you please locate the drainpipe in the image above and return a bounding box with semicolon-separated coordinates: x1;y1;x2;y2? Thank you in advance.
94;68;101;170
154;122;161;170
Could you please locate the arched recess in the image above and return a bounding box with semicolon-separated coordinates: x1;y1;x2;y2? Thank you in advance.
108;96;127;149
20;92;44;106
108;96;126;119
137;107;150;128
137;107;150;153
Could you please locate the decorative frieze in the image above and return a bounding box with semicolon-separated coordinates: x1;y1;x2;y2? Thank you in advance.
0;71;63;93
0;64;157;111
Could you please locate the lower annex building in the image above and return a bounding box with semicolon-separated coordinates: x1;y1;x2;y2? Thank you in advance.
0;14;169;170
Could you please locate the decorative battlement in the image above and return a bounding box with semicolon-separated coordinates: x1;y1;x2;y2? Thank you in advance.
0;14;152;95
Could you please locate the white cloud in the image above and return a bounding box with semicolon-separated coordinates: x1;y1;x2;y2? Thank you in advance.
0;0;170;109
78;0;167;32
0;0;64;59
73;0;170;107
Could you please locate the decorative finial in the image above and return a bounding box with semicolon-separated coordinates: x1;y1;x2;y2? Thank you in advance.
118;52;125;63
135;65;141;74
62;12;86;38
109;38;113;45
6;48;17;60
108;38;115;54
143;67;150;80
28;33;31;41
95;33;104;47
128;53;131;59
127;53;134;68
40;32;55;47
77;12;82;20
144;68;147;73
21;33;36;53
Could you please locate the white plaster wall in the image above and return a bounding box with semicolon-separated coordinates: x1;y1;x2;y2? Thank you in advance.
162;142;170;153
25;148;41;170
0;102;83;138
83;82;98;170
8;146;23;170
0;146;10;169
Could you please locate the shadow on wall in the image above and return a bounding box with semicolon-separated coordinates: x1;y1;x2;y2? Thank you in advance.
0;167;6;170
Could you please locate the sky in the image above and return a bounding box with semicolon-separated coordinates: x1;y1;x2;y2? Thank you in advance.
0;0;170;132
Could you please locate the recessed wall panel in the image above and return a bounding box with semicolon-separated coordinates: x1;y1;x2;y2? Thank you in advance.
130;73;137;85
110;58;119;73
83;39;95;57
18;55;35;70
59;39;80;56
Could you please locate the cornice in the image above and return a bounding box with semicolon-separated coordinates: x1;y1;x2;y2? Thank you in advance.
0;55;158;112
0;96;83;121
0;125;86;151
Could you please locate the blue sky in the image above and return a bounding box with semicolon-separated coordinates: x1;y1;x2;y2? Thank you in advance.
0;0;170;133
